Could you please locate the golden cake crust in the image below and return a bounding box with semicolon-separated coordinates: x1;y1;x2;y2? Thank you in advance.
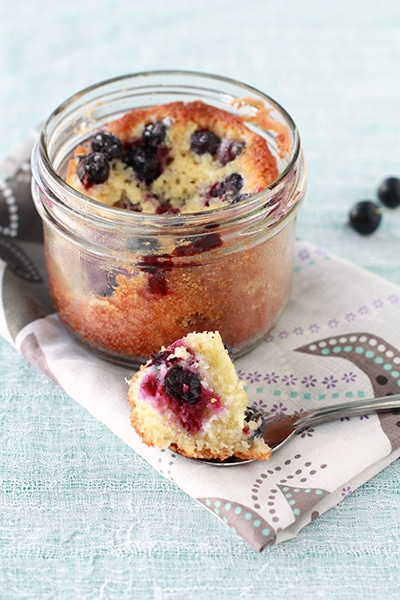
106;100;278;189
66;100;279;212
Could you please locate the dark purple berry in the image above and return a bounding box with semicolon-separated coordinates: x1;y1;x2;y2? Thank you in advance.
173;232;222;256
244;406;265;438
349;200;382;235
377;177;400;208
142;121;167;147
150;350;170;366
164;366;202;405
209;172;244;202
190;130;221;155
121;122;170;187
91;132;123;159
77;152;110;187
125;146;162;185
217;139;245;166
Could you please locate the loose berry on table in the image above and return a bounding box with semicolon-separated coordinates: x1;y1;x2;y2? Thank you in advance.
349;200;382;235
377;177;400;209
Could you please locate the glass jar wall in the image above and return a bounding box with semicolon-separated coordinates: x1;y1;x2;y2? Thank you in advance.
31;71;306;366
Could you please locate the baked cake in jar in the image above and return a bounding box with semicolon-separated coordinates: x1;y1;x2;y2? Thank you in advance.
43;98;296;364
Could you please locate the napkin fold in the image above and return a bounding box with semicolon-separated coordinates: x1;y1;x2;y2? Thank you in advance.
1;139;400;551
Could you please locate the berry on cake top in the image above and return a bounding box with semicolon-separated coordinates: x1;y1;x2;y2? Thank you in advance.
66;100;279;214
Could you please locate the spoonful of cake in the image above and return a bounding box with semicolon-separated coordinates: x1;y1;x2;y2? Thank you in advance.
128;330;272;462
127;331;400;465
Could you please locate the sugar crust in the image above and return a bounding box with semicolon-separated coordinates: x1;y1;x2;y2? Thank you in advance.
66;100;278;213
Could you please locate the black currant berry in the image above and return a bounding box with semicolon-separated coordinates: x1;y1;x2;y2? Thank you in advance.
190;130;221;155
91;132;123;159
349;200;382;235
164;366;202;405
125;146;162;185
209;172;244;203
217;139;245;166
149;350;170;366
377;177;400;209
142;121;167;147
77;152;110;187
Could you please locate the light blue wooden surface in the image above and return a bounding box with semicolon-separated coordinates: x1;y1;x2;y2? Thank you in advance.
1;1;399;598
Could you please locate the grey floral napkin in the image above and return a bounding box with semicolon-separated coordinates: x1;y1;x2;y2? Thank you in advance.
1;139;400;551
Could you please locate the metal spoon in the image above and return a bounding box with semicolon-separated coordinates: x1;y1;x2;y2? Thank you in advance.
202;393;400;466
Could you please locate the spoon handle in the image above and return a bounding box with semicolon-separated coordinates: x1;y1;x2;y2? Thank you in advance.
294;392;400;430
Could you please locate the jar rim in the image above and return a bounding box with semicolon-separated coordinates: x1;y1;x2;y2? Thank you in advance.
33;69;303;230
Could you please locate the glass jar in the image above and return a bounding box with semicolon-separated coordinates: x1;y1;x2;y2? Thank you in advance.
31;71;306;366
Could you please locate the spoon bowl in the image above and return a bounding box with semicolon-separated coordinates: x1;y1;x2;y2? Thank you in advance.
199;392;400;466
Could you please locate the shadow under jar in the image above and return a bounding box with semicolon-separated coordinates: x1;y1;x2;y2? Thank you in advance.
31;71;306;367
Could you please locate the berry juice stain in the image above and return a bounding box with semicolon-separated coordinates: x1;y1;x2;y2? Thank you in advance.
173;232;222;256
138;255;174;296
140;362;223;434
137;232;222;297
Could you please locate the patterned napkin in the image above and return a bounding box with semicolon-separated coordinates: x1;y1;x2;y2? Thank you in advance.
1;138;400;552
